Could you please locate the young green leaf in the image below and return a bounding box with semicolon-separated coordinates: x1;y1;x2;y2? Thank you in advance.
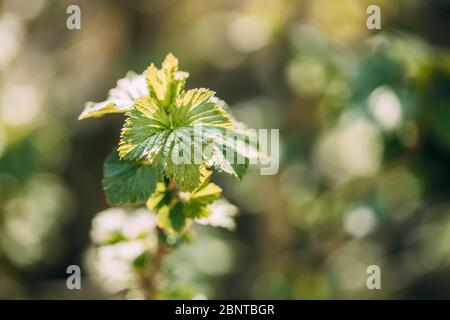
156;203;188;234
103;150;158;206
146;182;171;211
182;178;222;219
149;171;221;233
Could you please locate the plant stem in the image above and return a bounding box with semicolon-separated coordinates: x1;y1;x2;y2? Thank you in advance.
139;178;180;299
139;227;171;299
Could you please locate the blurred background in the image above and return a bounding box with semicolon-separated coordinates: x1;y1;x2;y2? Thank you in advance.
1;0;450;299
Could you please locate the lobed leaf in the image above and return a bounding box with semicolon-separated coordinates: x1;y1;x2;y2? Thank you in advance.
103;150;158;206
118;86;259;191
182;175;222;219
146;53;189;109
79;72;147;120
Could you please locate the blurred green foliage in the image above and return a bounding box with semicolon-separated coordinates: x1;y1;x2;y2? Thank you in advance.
1;0;450;299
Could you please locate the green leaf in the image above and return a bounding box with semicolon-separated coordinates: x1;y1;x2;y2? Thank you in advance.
118;87;260;191
79;71;147;120
178;170;222;218
183;184;222;219
156;203;187;233
166;158;202;192
146;182;170;210
171;88;233;128
169;202;187;232
204;130;253;180
151;172;221;232
103;150;158;205
189;181;222;205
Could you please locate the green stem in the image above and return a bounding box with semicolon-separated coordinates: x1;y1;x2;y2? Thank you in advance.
139;178;176;299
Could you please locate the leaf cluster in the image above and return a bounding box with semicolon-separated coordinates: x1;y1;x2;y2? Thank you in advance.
80;54;258;233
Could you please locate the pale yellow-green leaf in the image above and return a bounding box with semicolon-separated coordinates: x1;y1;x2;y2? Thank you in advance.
145;53;188;109
79;71;147;120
